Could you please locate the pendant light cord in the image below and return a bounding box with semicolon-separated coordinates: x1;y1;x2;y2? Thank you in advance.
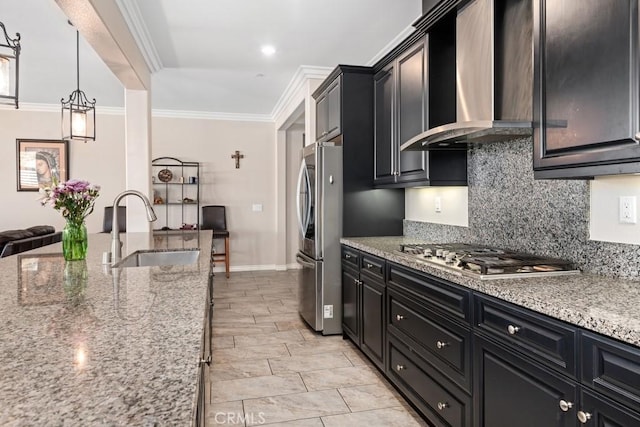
76;30;80;93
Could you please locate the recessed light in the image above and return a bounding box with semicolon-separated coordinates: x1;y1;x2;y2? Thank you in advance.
261;45;276;56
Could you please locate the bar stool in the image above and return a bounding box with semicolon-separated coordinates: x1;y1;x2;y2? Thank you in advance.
201;205;230;278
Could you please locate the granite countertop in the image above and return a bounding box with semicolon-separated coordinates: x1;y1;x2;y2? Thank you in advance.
0;231;211;426
342;236;640;348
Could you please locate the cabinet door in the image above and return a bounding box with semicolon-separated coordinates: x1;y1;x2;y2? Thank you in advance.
396;38;429;184
580;390;640;427
475;336;576;427
342;266;360;343
533;0;640;178
361;277;385;369
316;92;328;142
326;79;341;141
374;65;395;184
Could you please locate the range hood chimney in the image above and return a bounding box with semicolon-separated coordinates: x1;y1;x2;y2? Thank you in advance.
402;0;532;151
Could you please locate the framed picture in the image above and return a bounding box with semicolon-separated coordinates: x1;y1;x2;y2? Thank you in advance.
17;253;65;306
16;139;68;191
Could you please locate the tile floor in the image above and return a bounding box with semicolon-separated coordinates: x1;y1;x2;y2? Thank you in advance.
206;270;430;426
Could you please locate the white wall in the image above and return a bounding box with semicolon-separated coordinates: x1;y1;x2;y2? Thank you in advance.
0;108;126;233
405;187;469;227
151;116;277;269
590;175;640;244
0;108;278;270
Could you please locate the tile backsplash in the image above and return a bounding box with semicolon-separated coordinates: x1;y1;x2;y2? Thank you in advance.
405;137;640;280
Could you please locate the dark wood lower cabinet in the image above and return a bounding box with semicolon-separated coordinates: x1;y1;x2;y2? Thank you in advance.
341;247;386;371
580;389;640;427
474;335;576;427
341;266;359;342
341;244;640;427
360;277;385;367
388;336;472;427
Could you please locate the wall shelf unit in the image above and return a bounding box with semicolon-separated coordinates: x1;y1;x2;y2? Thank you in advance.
152;157;200;232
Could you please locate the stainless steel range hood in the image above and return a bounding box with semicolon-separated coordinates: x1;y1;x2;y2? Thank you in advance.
402;0;532;151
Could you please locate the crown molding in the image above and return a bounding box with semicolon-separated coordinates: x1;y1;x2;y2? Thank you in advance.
115;0;163;73
270;65;332;121
152;108;273;122
365;24;417;66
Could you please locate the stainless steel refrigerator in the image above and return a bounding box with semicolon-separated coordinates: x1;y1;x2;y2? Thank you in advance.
296;141;343;335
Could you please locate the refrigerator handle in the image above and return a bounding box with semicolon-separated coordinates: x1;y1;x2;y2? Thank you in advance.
295;253;316;269
295;159;311;237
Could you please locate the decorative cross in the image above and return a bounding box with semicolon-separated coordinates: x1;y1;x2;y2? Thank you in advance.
231;150;244;169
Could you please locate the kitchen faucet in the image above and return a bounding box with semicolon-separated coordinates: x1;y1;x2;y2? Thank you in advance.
109;190;157;264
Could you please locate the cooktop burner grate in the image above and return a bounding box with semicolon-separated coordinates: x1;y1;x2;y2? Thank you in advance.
396;243;579;279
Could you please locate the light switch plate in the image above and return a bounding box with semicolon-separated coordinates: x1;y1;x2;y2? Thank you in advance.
435;196;442;213
252;204;263;212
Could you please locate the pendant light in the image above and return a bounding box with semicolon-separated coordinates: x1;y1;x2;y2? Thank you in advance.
0;21;20;109
61;24;96;142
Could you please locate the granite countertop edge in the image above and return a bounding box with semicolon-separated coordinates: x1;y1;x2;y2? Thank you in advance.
341;236;640;348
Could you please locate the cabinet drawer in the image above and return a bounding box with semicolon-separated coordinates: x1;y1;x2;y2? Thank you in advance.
388;263;470;323
582;332;640;412
341;246;360;270
475;295;577;377
361;253;385;281
580;389;640;427
388;287;471;392
388;337;472;427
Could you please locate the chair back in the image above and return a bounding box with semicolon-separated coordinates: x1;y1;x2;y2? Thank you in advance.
202;205;227;231
103;206;127;233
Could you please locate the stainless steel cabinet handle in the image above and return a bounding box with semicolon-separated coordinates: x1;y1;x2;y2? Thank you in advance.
507;324;521;335
577;411;592;424
345;254;352;259
354;278;362;285
559;400;573;412
396;364;405;371
365;263;373;269
396;314;405;321
437;402;449;411
436;341;449;349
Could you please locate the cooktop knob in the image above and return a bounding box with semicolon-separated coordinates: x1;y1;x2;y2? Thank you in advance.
423;249;433;258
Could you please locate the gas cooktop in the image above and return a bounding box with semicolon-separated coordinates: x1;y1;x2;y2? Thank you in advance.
396;243;580;280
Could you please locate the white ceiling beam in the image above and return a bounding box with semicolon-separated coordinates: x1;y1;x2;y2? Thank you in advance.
54;0;151;90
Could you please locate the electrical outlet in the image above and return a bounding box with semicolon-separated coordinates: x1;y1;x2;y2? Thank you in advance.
619;196;637;224
435;196;442;213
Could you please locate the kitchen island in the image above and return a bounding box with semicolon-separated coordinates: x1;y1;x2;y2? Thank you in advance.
342;236;640;347
0;231;212;426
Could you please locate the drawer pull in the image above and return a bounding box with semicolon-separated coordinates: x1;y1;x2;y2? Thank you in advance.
507;324;521;335
396;364;405;371
437;402;449;411
577;411;592;424
345;254;352;259
559;400;573;412
436;341;449;349
396;314;406;321
365;263;373;269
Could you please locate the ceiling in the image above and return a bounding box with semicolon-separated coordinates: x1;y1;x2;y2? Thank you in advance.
3;0;422;117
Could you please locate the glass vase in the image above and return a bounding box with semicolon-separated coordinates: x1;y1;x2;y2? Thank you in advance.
62;221;88;261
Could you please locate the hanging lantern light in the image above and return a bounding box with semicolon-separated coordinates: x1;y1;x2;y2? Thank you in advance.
0;21;20;109
61;26;96;142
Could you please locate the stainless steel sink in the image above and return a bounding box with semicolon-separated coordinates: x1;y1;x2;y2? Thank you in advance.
115;249;200;268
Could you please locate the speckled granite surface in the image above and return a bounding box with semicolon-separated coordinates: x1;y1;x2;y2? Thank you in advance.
405;137;640;281
0;231;211;426
341;236;640;348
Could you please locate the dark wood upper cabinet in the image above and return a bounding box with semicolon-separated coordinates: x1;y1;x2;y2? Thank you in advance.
315;77;341;143
374;32;466;188
534;0;640;178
